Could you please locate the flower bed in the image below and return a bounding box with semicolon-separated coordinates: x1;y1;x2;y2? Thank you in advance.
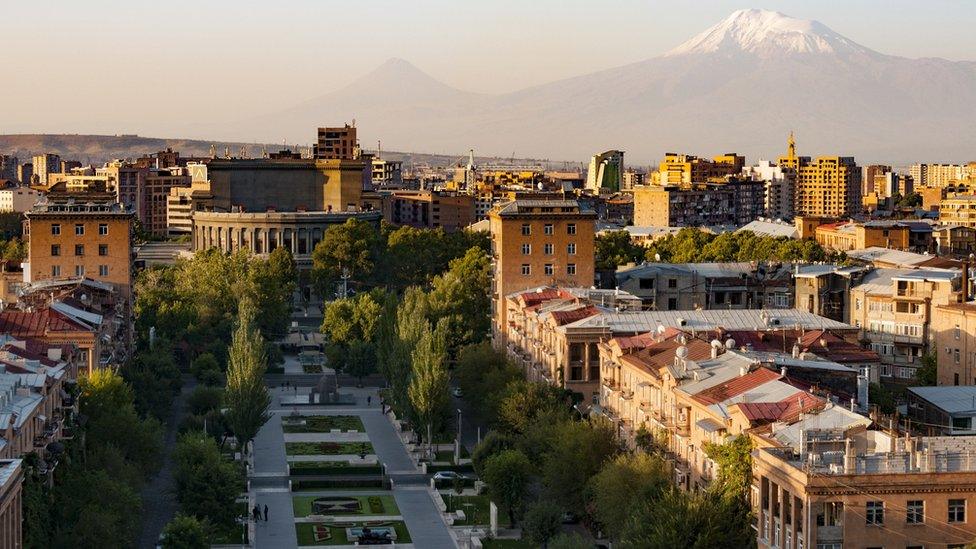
293;478;385;490
288;462;383;476
295;520;411;546
285;441;374;455
282;415;365;433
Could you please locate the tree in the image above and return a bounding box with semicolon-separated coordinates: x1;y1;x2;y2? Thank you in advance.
587;452;671;540
497;380;570;435
192;352;222;384
549;533;592;549
249;246;297;339
162;514;211;549
541;419;620;514
702;434;753;498
482;449;532;527
311;218;381;297
53;469;142;549
619;488;756;549
345;339;376;386
523;501;563;548
455;342;522;425
428;247;492;355
173;432;243;530
224;299;272;454
471;431;513;477
187;386;224;416
916;352;937;386
321;291;384;346
408;321;450;452
596;230;646;270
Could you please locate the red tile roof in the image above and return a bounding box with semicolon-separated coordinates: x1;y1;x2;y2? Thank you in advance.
733;392;825;424
550;305;600;326
0;308;89;338
693;367;782;406
518;289;569;308
620;336;713;375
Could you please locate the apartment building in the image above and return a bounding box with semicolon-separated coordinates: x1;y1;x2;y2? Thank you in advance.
741;160;796;220
934;225;976;256
30;154;61;185
656;153;744;185
381;190;475;232
314;125;357;160
142;168;191;236
940;195;976;228
795;264;869;322
632;178;765;227
911;163;974;187
0;459;22;549
850;268;962;382
0;156;16;183
779;135;862;218
0;185;41;213
489;200;597;341
586;150;624;192
814;220;910;252
615;262;794;310
753;430;976;549
23;195;134;297
371;158;403;187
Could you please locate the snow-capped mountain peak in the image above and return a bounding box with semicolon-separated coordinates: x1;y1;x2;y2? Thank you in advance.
665;9;874;58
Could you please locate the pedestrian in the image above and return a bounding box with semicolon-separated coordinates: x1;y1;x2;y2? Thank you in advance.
252;505;260;522
264;504;269;522
367;395;372;406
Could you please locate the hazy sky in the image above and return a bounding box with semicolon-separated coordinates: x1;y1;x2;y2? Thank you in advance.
3;0;974;137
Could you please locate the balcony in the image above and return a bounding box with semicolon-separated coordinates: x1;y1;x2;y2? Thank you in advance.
602;378;619;391
893;334;924;345
639;401;657;414
620;389;634;401
815;525;843;544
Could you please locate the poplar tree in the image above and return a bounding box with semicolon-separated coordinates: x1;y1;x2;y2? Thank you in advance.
223;298;271;455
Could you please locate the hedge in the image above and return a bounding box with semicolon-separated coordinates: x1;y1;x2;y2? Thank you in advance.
294;478;386;490
427;463;475;474
289;464;383;476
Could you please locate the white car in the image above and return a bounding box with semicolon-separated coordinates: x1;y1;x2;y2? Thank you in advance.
432;471;467;481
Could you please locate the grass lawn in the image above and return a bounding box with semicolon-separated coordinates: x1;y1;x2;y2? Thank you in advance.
432;447;469;462
481;539;536;549
442;494;490;526
286;441;374;456
293;495;400;517
282;415;365;433
295;521;411;546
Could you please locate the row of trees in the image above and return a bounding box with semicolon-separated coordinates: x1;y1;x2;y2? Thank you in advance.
596;228;842;268
459;343;756;547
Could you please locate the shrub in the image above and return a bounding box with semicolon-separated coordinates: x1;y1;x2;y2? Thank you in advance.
368;496;384;514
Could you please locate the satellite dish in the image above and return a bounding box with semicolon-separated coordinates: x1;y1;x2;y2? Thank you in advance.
675;346;688;359
726;338;736;350
710;339;723;349
654;253;661;262
656;324;666;335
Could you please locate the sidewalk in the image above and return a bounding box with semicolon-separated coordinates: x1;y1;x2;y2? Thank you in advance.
252;389;299;548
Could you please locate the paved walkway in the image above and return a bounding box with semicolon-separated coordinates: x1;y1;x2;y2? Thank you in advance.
251;385;456;548
137;375;196;549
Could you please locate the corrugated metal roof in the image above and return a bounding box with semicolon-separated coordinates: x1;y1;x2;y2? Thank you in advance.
908;386;976;414
693;368;782;406
563;308;855;333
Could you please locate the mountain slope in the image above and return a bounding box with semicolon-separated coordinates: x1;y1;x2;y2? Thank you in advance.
222;9;976;163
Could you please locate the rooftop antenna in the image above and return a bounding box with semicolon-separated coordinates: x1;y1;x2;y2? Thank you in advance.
377;140;382;160
209;144;216;159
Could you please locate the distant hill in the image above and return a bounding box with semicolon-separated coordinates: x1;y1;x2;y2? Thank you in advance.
0;134;581;170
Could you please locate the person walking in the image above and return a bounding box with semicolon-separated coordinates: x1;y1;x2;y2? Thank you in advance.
264;504;269;522
252;505;261;523
367;395;372;406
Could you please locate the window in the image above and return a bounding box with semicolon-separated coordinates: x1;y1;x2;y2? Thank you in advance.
949;499;966;523
98;223;108;236
667;297;677;310
544;264;554;276
99;265;109;277
568;243;577;256
906;500;923;524
74;265;84;277
543;224;553;235
956;349;961;364
50;244;60;257
51;224;61;235
567;223;576;235
957;324;962;340
866;501;883;525
520;264;530;276
521;243;531;255
98;244;108;256
668;278;677;288
51;265;60;277
567;264;576;275
544;243;553;255
74;244;84;256
639;278;654;289
521;224;531;236
74;224;84;236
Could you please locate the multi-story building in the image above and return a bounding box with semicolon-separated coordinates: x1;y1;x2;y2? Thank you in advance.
742;160;796;220
753;430;976;549
0;156;17;183
932;302;976;386
939;195;976;228
30;153;61;185
911;162;971;187
779;134;861;218
814;220;911;252
850;268;962;382
15;164;32;186
97;161;144;219
141;168;190;236
23;195;134;296
632;178;765;227
0;459;23;549
371;158;403;188
795;264;870;322
489;200;597;341
314;125;357;160
381;190;475;232
906;386;976;434
586;150;624;192
614;262;794;310
934;225;976;256
657;153;744;185
621;169;646;191
165;186;194;236
0;185;41;213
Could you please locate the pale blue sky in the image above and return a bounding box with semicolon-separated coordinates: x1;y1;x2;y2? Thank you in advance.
2;0;973;135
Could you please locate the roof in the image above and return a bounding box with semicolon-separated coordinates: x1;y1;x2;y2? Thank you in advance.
692;368;782;405
847;247;935;268
620;336;714;375
908;386;976;415
737;219;798;239
562;308;856;333
549;305;600;326
793;264;868;279
0;308;91;338
769;403;872;448
853;267;957;295
734;392;826;423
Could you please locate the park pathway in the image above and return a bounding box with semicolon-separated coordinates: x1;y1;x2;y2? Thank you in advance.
137;375;196;549
251;386;457;548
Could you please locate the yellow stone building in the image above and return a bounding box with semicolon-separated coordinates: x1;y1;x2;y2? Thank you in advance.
779;134;862;217
939;195;976;228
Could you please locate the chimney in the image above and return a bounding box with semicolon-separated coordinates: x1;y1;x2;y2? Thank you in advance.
711;346;719;359
780;366;788;377
739;365;749;377
857;368;869;412
792;342;800;359
798;429;807;464
844;438;855;474
963;260;971;303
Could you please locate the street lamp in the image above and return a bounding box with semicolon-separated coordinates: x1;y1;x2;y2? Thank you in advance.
455;408;462;465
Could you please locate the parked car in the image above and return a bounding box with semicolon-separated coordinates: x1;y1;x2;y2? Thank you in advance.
561;511;580;524
451;386;463;398
432;471;468;481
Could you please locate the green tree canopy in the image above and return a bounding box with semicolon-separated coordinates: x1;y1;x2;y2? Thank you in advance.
482;449;532;527
161;514;211;549
224;299;272;453
596;230;646;270
523;500;563;548
587;452;671;540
